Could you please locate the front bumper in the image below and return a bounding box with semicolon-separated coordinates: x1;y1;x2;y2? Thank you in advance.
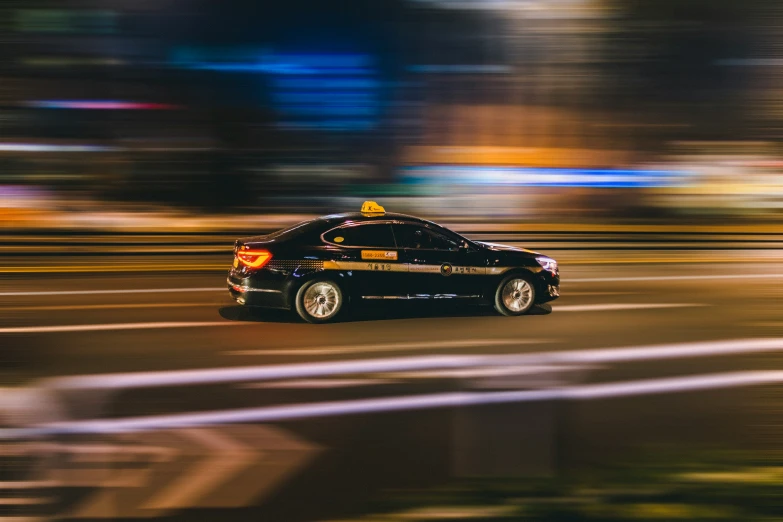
535;269;560;303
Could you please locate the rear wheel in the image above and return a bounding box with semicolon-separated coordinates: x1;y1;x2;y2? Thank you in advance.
295;279;343;323
494;273;536;316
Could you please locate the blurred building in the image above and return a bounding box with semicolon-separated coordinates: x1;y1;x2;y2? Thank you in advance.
1;0;781;218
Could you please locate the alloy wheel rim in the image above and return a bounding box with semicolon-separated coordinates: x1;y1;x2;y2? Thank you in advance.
501;279;533;312
303;282;339;318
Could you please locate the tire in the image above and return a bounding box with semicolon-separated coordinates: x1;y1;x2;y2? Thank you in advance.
295;278;344;323
494;273;537;316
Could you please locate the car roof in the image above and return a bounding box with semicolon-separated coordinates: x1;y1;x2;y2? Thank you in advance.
319;212;436;226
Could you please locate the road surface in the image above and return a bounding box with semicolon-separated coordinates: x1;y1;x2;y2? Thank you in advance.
0;254;781;521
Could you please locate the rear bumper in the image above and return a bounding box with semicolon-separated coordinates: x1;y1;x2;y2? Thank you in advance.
227;274;288;308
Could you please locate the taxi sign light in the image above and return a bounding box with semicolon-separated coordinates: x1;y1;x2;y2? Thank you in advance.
361;200;385;215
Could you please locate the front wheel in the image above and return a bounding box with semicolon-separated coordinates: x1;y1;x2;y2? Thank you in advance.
494;273;536;316
295;279;344;323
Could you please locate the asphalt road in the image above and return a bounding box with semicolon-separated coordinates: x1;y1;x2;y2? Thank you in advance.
2;259;781;377
1;256;782;521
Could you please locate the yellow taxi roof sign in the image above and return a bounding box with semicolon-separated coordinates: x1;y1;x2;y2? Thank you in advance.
361;201;385;215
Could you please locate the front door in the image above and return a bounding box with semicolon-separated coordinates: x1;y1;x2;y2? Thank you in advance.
392;223;486;300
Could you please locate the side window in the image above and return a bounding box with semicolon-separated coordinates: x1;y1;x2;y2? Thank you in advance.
393;224;460;251
428;229;461;251
324;224;396;248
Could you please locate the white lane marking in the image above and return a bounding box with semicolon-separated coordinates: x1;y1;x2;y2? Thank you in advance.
0;481;60;489
569;273;783;283
0;516;47;522
17;370;783;436
228;338;549;357
554;303;706;312
42;338;783;391
0;497;53;505
141;428;252;512
45;356;490;390
543;338;783;364
564;371;783;400
0;287;224;297
4;303;215;312
240;378;399;389
564;291;637;296
0;322;237;334
386;364;595;379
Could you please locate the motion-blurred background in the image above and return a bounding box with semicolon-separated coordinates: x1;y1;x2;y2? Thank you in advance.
2;2;783;522
2;0;782;227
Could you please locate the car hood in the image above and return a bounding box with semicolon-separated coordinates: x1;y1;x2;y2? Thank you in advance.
475;241;541;256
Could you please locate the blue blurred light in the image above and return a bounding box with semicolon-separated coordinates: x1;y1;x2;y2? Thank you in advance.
169;47;382;132
268;52;381;132
274;78;379;90
408;64;512;73
398;166;691;189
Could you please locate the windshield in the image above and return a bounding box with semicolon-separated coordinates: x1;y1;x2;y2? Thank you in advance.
427;222;475;248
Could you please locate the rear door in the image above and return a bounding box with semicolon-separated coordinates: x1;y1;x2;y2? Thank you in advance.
392;223;486;299
322;222;406;298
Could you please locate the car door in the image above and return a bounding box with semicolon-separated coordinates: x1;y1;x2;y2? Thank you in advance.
322;222;406;299
392;223;486;299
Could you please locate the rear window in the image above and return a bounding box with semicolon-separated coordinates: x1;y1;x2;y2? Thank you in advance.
265;219;324;241
324;223;396;248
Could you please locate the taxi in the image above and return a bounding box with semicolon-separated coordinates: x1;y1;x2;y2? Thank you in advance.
227;202;560;323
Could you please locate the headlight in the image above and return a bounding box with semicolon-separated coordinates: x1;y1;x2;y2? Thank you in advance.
536;256;558;273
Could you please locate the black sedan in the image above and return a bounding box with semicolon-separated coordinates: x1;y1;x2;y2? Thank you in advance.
227;202;559;323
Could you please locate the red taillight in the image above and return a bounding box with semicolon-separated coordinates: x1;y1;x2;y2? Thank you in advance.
236;249;272;269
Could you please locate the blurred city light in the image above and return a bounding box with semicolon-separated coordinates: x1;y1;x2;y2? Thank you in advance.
2;2;783;520
0;0;778;220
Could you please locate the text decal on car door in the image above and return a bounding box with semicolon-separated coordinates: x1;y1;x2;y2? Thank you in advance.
361;250;398;261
